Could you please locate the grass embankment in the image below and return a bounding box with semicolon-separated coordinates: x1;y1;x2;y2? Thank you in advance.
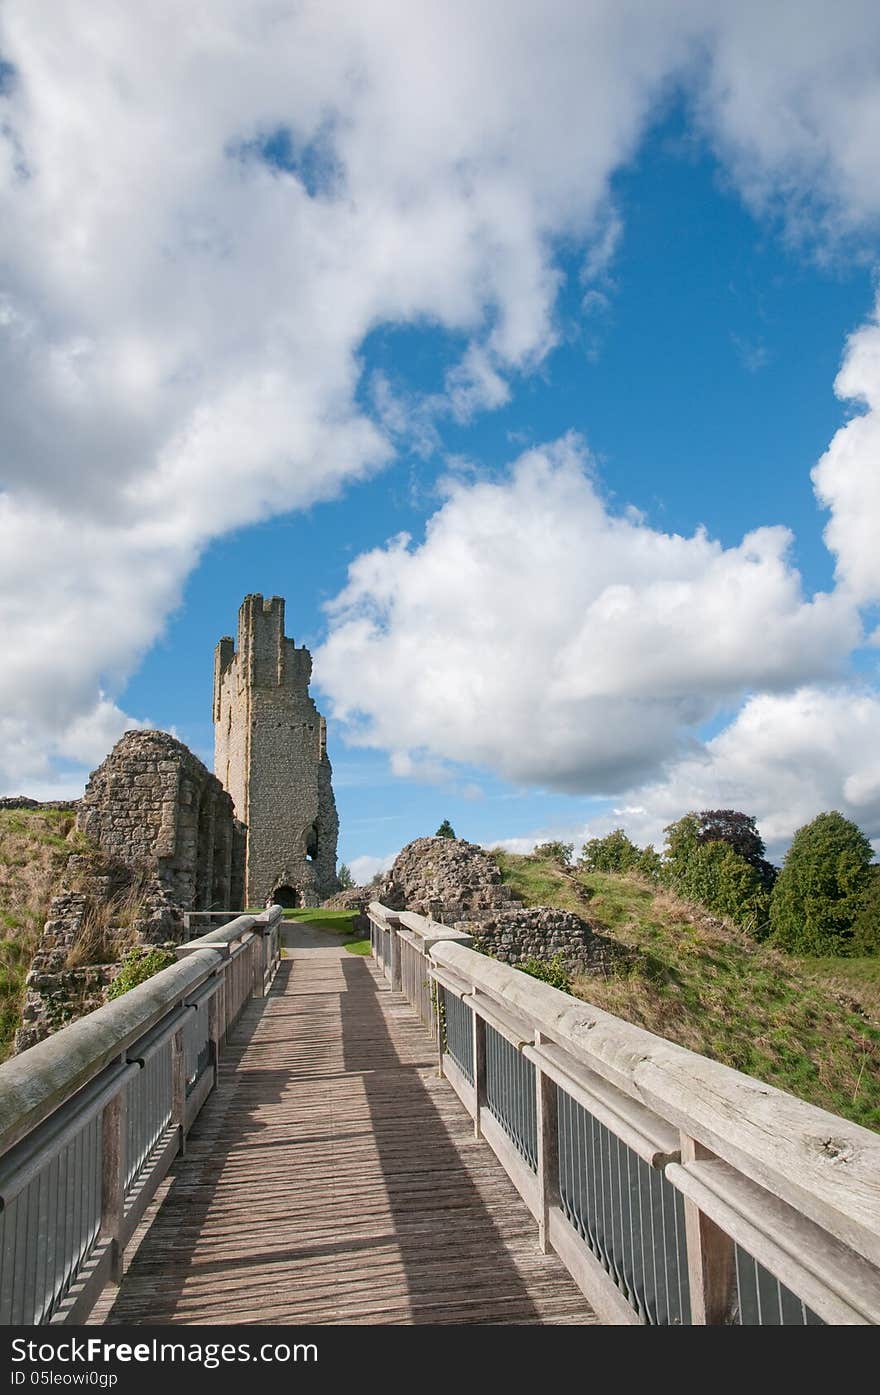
0;807;85;1060
492;851;880;1132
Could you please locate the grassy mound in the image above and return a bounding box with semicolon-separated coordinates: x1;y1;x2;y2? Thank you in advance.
0;807;86;1060
491;852;880;1132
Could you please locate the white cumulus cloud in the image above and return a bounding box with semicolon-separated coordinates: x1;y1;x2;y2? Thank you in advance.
610;687;880;859
316;436;859;792
2;2;880;793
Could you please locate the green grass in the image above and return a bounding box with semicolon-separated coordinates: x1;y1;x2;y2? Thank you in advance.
283;908;360;931
247;906;361;935
0;807;87;1061
343;938;372;956
492;851;880;1132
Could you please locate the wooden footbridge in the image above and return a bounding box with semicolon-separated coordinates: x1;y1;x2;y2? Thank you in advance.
0;905;878;1326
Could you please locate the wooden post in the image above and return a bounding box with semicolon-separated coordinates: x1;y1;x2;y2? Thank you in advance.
435;971;444;1073
473;1008;486;1139
390;924;402;993
100;1079;127;1283
252;935;264;999
681;1134;738;1324
208;982;223;1082
535;1033;559;1254
171;1026;186;1157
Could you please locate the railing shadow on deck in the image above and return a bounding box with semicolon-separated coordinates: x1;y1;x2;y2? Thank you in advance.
99;963;299;1324
337;953;572;1325
366;901;880;1327
0;907;283;1325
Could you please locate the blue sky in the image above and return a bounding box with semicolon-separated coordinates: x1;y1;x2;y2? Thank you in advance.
2;4;880;876
119;103;876;873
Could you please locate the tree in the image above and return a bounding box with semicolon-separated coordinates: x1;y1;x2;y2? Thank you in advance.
770;811;874;955
662;813;771;934
435;819;456;838
692;809;777;891
337;863;354;889
635;844;662;881
532;840;574;866
851;866;880;955
579;828;641;874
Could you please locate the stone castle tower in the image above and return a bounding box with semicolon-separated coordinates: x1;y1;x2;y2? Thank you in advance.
213;594;339;907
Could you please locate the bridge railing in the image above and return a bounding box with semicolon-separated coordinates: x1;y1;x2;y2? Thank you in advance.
367;901;880;1326
368;902;472;1038
0;905;282;1326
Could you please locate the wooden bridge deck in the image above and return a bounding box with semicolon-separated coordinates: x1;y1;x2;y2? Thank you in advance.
94;944;597;1325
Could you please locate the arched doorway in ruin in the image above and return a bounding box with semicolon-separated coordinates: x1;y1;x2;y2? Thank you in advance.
271;884;299;908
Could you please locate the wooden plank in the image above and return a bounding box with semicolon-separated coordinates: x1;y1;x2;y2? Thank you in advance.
536;1057;558;1255
479;1110;541;1222
100;1085;126;1283
547;1207;642;1326
121;1128;180;1247
441;1052;475;1120
50;1242;115;1326
667;1156;880;1325
523;1040;679;1168
679;1136;737;1325
183;1069;214;1134
93;946;596;1327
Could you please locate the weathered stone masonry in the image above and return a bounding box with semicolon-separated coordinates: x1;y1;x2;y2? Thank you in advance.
78;729;245;913
213;594;339;907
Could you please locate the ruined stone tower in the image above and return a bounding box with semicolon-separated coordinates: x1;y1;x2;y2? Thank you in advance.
213;594;339;907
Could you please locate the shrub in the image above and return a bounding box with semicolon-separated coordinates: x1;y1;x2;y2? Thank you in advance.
517;954;572;993
337;863;354;889
770;811;875;955
579;828;642;874
532;840;574;866
107;946;176;1000
435;819;456;839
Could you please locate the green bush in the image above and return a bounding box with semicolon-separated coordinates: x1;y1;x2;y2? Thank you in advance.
770;811;875;955
517;954;572;993
532;840;574;866
337;862;354;889
579;828;642;874
635;844;662;881
435;819;456;838
107;946;176;1000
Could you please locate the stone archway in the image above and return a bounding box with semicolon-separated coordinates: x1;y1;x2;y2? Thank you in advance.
271;884;299;909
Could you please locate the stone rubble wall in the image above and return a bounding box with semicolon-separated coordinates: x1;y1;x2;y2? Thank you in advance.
376;837;518;922
374;836;620;975
77;729;244;913
321;885;372;934
14;850;181;1053
458;906;621;974
14;730;245;1053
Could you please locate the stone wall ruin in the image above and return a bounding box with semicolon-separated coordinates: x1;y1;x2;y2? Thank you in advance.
214;594;339;907
77;729;246;913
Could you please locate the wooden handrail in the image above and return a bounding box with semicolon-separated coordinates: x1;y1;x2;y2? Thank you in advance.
430;940;880;1272
368;902;880;1324
0;903;283;1325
